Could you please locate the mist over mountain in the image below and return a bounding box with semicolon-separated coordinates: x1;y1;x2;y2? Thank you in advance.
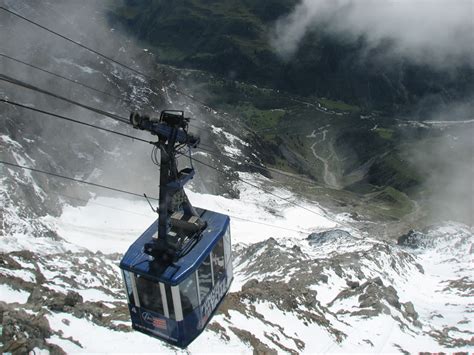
271;0;474;68
113;0;474;111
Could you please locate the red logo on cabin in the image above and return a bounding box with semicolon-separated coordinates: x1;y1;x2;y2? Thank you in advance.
142;312;167;330
153;317;167;329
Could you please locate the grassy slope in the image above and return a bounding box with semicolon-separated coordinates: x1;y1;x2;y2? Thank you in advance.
176;70;420;221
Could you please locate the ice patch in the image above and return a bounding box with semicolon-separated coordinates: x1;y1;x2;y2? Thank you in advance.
77;288;119;303
0;284;30;304
211;125;249;158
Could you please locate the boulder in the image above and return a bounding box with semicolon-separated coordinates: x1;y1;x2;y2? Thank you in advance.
65;291;83;307
242;279;259;291
307;229;353;245
346;280;360;289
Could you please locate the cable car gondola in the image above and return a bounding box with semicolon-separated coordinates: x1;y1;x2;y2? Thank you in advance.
120;111;233;348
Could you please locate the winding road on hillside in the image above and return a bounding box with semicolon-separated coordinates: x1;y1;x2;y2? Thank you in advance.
308;127;340;188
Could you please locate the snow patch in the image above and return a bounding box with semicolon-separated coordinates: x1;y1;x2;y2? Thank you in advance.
0;284;30;304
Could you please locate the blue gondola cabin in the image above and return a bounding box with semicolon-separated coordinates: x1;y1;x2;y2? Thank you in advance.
120;210;232;348
119;111;233;348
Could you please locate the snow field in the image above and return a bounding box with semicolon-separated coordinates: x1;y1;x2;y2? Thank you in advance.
50;172;339;254
1;164;472;353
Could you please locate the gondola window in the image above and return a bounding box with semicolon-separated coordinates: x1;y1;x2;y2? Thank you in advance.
212;239;225;284
198;255;213;299
136;275;164;314
179;272;199;316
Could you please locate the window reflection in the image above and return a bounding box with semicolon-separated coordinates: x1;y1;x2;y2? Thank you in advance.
136;276;164;314
212;238;225;284
179;272;199;316
198;255;213;300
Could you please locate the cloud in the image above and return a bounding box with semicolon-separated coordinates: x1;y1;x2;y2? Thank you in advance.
407;124;474;225
271;0;474;68
0;0;162;196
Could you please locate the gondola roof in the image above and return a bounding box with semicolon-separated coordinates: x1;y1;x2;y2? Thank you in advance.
120;208;230;286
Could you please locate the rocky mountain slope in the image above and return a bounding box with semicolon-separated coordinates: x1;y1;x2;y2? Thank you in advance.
1;190;473;353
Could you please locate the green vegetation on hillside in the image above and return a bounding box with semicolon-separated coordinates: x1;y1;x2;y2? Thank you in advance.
176;66;449;220
239;105;285;133
318;98;359;112
368;151;424;193
374;127;395;140
367;186;415;219
110;0;473;111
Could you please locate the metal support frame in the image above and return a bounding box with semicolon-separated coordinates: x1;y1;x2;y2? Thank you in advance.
130;110;205;264
129;272;141;307
159;282;170;318
171;286;184;321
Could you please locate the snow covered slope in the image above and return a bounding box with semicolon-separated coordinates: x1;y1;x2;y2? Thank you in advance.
1;169;472;353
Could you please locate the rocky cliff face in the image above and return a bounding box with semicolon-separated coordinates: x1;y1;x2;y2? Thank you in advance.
1;208;472;353
217;226;473;352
